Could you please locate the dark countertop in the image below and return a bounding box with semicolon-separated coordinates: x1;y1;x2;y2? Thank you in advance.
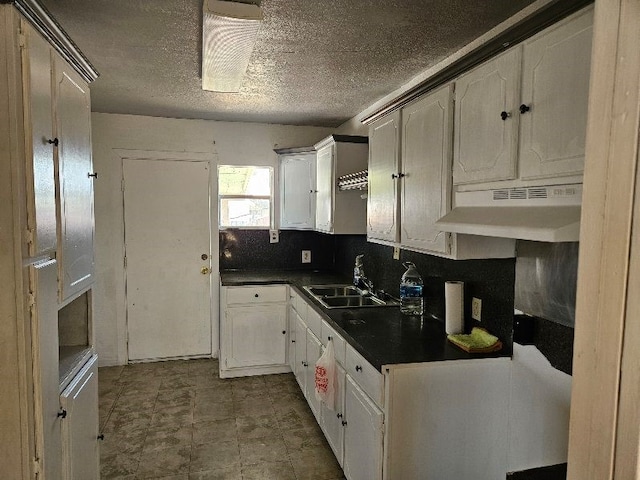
507;463;567;480
220;269;511;371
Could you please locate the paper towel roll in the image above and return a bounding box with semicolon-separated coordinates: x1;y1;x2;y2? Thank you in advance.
445;281;464;334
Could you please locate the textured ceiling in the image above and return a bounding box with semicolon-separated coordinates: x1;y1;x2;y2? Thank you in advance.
40;0;536;127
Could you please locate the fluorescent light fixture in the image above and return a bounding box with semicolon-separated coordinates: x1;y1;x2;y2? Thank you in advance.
202;0;262;93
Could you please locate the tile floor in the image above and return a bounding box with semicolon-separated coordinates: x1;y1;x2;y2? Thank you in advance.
98;359;345;480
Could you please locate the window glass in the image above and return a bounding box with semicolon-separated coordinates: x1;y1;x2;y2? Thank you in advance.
218;166;272;228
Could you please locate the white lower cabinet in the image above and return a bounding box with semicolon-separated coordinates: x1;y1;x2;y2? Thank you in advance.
288;289;512;480
305;331;323;421
220;285;290;378
320;364;346;466
343;375;384;480
60;354;99;480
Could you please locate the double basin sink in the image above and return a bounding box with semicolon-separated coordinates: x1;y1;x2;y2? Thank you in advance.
303;284;399;309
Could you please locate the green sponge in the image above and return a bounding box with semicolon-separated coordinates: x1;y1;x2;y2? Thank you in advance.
447;327;502;353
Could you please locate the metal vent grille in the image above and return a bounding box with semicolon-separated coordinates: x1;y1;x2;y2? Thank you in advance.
528;187;548;199
509;188;527;200
493;189;509;200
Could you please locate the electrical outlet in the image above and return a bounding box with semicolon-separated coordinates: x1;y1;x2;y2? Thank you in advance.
393;246;400;260
269;230;279;243
472;297;482;321
301;250;311;263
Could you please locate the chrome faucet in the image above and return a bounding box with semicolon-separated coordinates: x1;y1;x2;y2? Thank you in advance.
353;254;374;294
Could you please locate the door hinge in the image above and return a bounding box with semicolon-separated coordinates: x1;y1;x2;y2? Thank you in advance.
18;32;26;49
24;228;34;247
27;292;36;311
124;256;127;268
121;178;125;192
32;456;41;475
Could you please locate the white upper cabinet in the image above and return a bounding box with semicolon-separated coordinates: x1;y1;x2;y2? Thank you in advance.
367;111;401;243
519;8;593;180
279;150;316;230
24;28;57;257
54;55;95;301
314;135;369;235
401;85;453;254
453;6;593;187
453;48;521;185
315;142;334;232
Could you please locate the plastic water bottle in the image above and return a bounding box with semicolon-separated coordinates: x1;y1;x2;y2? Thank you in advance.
400;262;424;315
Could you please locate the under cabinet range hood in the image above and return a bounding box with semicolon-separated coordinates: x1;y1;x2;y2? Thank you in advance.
435;184;582;242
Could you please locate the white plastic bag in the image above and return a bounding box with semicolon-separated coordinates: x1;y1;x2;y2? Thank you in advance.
314;339;336;410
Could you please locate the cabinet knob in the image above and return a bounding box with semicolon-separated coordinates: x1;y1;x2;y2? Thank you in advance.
500;111;511;121
355;365;362;372
519;104;531;114
341;420;348;426
291;340;296;343
88;172;98;179
337;413;343;419
97;434;105;441
391;173;405;179
327;336;333;341
47;138;59;146
282;330;286;335
57;409;67;419
254;293;259;298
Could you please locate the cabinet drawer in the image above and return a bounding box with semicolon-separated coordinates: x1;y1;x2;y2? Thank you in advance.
345;344;383;407
306;306;322;339
226;285;288;305
320;320;346;366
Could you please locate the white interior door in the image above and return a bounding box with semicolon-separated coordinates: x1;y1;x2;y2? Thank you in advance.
124;158;212;361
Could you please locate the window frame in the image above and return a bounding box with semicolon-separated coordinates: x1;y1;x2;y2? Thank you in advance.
217;165;274;230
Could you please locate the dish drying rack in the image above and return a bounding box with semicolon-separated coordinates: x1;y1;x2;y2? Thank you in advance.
338;170;368;191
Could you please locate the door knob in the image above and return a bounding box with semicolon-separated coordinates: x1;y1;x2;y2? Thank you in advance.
201;267;210;275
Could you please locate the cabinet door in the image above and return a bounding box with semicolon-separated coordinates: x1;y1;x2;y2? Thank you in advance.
287;304;298;372
321;363;346;467
401;85;453;254
367;111;400;243
453;47;521;185
519;9;593;180
294;315;307;391
23;25;57;257
60;355;99;480
305;330;323;421
54;56;95;300
315;144;334;232
280;153;316;229
343;375;384;480
30;260;62;480
224;305;287;369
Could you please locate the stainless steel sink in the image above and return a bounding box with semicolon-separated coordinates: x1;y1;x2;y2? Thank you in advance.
305;285;360;297
303;284;399;309
321;296;386;308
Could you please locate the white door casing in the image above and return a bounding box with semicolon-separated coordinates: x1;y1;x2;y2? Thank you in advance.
123;156;212;361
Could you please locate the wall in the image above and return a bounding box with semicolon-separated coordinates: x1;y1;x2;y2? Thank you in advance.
92;112;332;365
220;230;335;271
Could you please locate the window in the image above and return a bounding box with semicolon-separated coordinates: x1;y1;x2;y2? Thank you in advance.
218;165;273;228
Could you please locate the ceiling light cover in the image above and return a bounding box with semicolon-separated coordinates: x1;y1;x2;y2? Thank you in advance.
202;0;262;93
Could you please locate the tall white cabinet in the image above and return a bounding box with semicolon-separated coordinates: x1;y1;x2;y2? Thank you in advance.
0;3;99;479
55;57;95;301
